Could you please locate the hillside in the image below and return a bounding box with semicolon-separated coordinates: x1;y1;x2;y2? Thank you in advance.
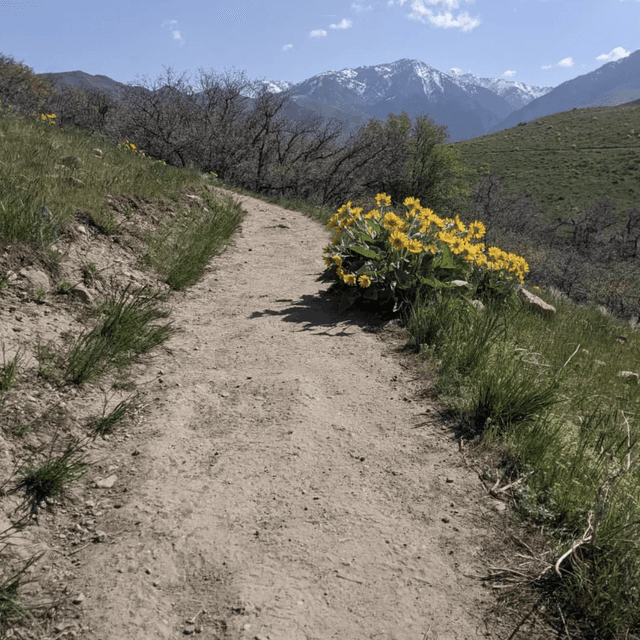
492;49;640;133
455;103;640;219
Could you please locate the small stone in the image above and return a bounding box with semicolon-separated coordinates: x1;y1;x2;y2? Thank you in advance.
94;474;118;489
72;593;85;604
619;371;639;383
76;225;88;236
94;530;107;542
71;283;94;305
491;501;508;514
92;148;103;157
518;287;556;319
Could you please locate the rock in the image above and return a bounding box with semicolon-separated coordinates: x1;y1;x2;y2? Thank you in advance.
71;284;94;305
470;299;485;312
185;194;204;207
94;530;108;542
451;280;469;287
618;371;639;383
94;475;118;489
18;267;51;293
92;148;103;157
76;225;88;236
72;593;85;604
518;287;556;319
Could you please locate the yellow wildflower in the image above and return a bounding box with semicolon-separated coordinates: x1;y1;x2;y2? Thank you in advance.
383;213;409;232
344;273;357;286
406;238;423;253
389;230;408;250
364;209;380;220
449;238;466;255
358;274;372;288
336;267;344;278
332;255;343;267
375;193;392;207
466;221;486;240
327;214;339;229
453;216;466;233
323;256;332;267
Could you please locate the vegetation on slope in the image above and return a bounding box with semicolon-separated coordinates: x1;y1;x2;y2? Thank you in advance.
455;105;640;219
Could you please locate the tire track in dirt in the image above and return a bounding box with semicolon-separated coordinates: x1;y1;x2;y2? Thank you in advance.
73;192;504;640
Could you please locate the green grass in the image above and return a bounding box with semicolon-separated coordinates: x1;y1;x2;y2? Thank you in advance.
66;285;174;385
90;399;131;436
11;438;90;516
0;343;23;395
0;110;231;246
143;194;244;290
407;288;640;636
454;104;640;220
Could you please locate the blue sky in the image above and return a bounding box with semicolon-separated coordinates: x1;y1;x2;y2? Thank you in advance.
1;0;639;89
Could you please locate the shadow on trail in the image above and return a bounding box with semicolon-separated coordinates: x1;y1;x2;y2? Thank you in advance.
249;291;393;336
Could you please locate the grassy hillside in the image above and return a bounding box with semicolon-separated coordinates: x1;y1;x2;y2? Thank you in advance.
455;103;640;219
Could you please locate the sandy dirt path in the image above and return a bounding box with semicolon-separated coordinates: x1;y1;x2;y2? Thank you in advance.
72;192;504;640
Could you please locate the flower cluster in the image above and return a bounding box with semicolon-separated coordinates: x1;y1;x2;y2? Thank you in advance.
321;193;529;311
40;113;56;125
118;139;145;155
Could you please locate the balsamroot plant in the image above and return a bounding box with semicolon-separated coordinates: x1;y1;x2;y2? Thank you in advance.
321;193;529;313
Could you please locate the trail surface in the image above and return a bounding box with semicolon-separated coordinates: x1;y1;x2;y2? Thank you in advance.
72;192;505;640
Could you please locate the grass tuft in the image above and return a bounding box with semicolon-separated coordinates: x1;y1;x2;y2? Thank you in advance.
66;284;174;385
11;438;90;516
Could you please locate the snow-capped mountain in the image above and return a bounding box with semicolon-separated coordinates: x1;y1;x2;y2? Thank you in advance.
448;69;552;111
284;59;553;140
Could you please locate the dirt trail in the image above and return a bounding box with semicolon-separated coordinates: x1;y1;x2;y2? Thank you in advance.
71;192;505;640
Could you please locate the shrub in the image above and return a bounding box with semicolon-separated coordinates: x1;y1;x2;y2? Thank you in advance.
320;193;529;313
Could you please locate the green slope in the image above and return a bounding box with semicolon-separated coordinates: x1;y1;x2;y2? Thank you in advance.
454;103;640;219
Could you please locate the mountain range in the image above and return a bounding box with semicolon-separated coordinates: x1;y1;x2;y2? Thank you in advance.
39;51;640;141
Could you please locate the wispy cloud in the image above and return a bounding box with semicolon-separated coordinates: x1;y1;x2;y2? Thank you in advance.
389;0;480;32
502;70;516;78
596;46;631;63
283;44;293;51
309;29;328;38
351;1;373;11
162;20;185;46
558;57;574;67
330;18;353;29
541;64;552;70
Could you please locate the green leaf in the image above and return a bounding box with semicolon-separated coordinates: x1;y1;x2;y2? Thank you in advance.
439;245;454;269
350;245;380;260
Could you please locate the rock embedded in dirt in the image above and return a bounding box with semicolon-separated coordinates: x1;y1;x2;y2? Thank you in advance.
71;283;94;305
18;267;51;293
94;475;118;489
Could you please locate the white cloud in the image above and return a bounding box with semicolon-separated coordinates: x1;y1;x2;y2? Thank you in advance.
330;18;353;29
502;70;516;78
596;46;631;63
390;0;480;32
352;2;373;11
541;64;552;70
558;56;574;67
162;20;185;46
283;44;293;51
309;29;328;38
